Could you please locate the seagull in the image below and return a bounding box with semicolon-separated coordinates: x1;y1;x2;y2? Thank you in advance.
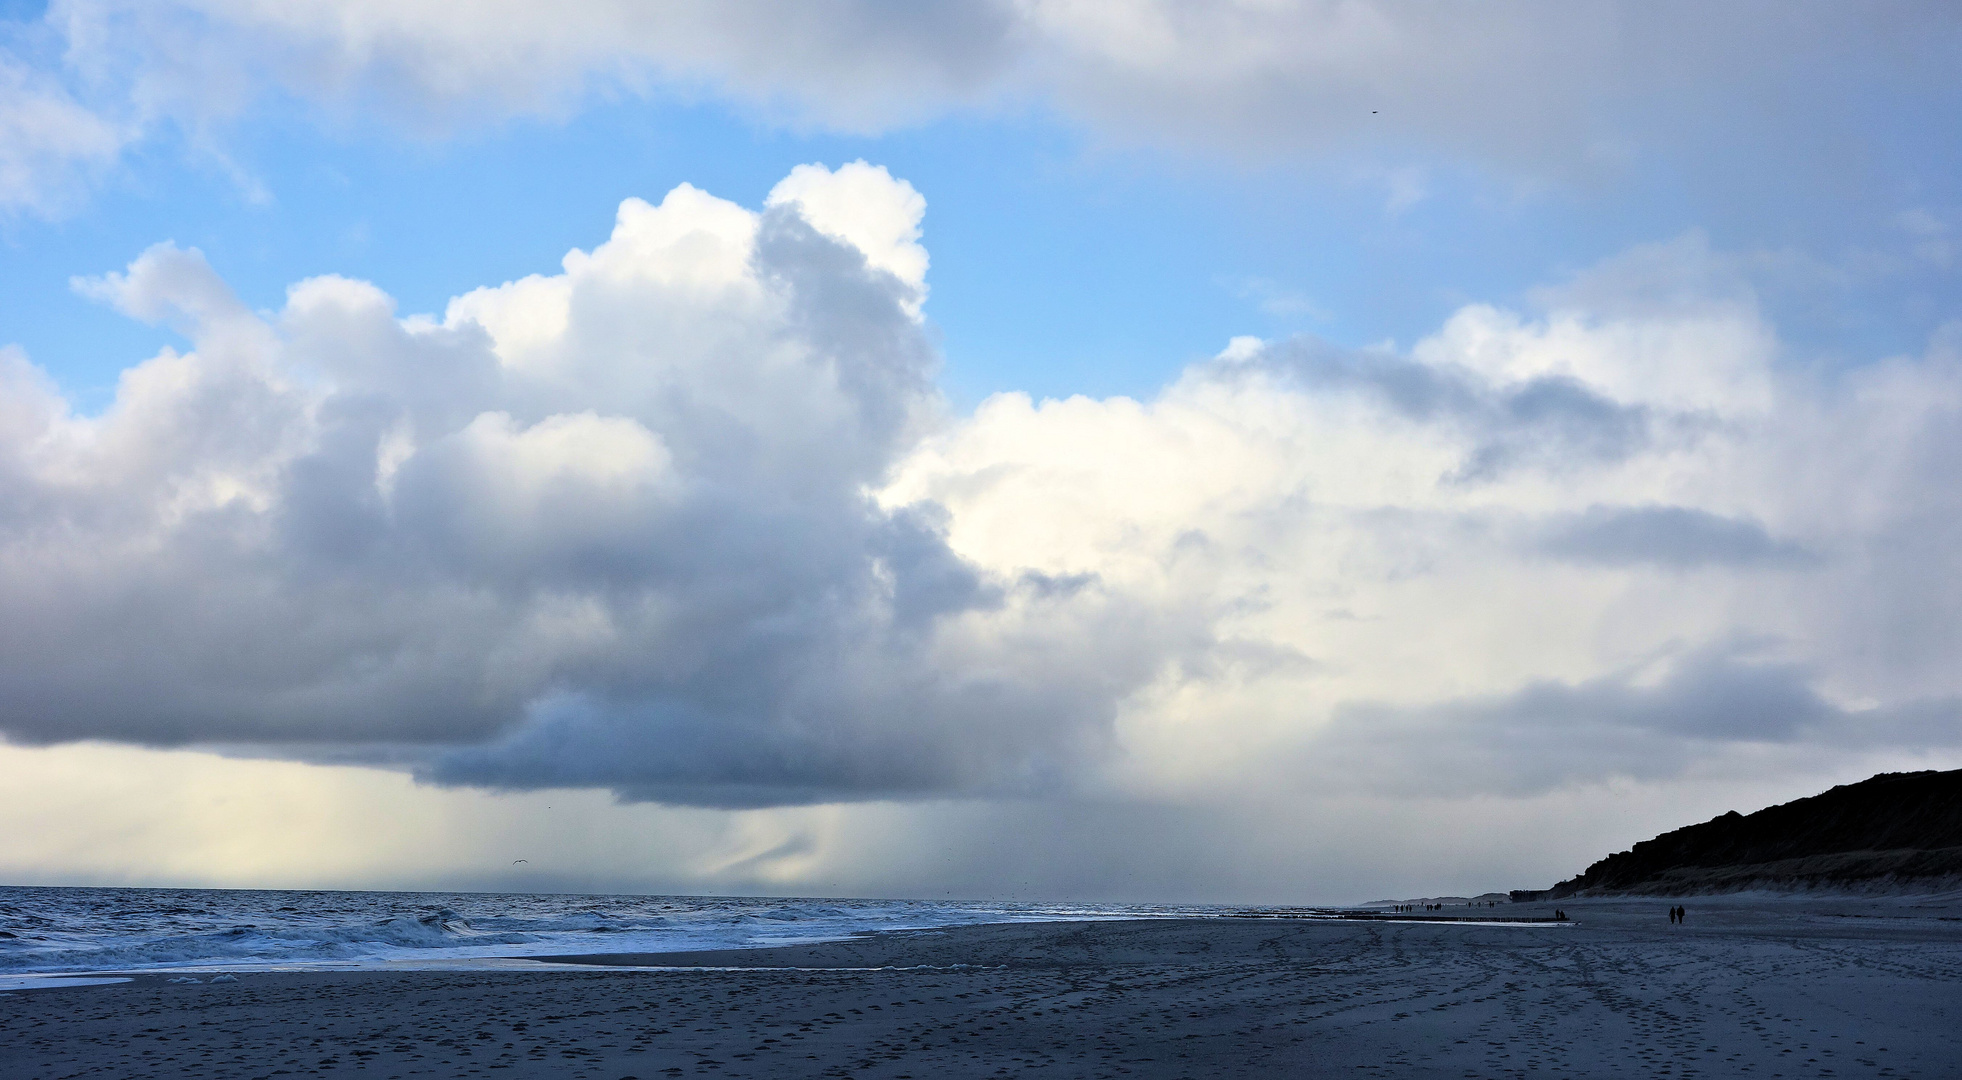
512;859;528;865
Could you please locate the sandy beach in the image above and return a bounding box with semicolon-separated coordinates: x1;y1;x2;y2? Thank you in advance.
4;894;1960;1079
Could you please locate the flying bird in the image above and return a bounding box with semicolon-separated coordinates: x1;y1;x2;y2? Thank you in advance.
512;859;528;864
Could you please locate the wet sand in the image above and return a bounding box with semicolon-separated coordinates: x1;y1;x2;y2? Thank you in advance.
3;894;1960;1078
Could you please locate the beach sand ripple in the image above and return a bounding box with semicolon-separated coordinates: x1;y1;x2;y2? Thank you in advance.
2;894;1957;1078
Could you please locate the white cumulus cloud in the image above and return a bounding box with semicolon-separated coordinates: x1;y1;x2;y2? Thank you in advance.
0;166;1187;808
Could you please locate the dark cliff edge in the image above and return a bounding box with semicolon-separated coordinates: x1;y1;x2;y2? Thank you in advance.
1516;769;1962;899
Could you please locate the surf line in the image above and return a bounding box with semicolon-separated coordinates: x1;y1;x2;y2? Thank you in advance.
1360;919;1579;928
0;976;135;991
521;970;1012;977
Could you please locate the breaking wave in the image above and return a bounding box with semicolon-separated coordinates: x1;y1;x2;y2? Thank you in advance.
0;887;1243;973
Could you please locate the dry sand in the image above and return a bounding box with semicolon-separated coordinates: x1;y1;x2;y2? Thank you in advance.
3;893;1960;1078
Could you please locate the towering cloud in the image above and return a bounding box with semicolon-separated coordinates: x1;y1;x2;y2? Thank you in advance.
0;164;1179;806
1;166;1958;818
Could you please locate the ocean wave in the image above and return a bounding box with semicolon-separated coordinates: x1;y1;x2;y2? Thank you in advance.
0;904;553;972
0;886;1211;973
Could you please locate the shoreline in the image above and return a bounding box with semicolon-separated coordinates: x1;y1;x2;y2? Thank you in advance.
520;913;1581;971
0;911;1580;982
2;887;1944;980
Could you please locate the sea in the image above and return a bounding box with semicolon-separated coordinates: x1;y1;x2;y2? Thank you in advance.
0;887;1287;975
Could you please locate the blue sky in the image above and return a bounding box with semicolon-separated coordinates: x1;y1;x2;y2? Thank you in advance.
10;8;1957;413
2;2;1960;901
8;96;1482;408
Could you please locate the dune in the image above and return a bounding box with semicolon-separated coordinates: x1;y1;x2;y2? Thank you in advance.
1515;768;1962;900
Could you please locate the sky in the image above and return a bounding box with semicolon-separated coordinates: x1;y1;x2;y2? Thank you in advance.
2;0;1961;905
